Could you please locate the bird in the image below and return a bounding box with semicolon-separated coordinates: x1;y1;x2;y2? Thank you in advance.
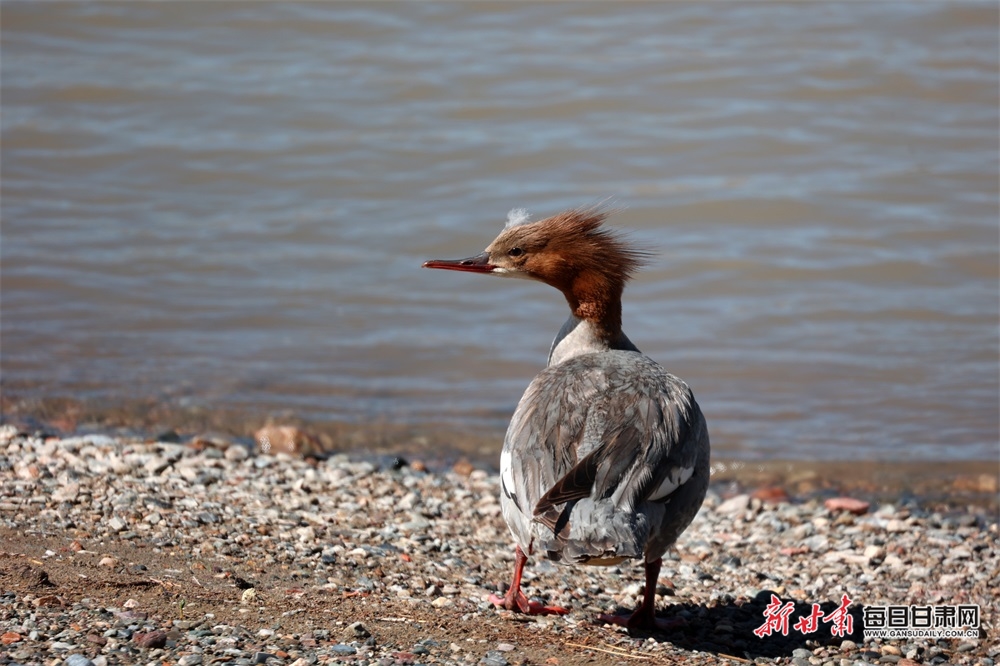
422;203;710;631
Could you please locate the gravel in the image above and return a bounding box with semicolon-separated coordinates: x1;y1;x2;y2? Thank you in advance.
0;425;995;666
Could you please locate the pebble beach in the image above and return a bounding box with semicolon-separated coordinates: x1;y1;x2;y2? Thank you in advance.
0;426;995;666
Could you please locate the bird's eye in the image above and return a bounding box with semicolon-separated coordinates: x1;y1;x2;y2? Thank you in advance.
508;247;524;257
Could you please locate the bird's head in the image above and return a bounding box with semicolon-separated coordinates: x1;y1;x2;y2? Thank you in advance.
423;204;650;299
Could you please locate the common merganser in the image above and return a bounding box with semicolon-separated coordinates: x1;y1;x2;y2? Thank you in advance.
422;204;710;630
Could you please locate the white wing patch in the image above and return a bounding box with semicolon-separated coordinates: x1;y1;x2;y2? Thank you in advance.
648;465;694;501
505;208;531;228
500;448;515;497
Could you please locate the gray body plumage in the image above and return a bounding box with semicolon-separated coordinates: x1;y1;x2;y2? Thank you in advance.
499;316;710;566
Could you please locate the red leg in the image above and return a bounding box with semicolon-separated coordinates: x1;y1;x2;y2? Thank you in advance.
488;545;569;615
598;558;685;631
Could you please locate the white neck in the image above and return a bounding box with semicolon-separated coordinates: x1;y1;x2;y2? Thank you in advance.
546;315;640;367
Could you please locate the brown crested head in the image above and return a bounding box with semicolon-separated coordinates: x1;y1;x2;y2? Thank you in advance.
484;204;651;297
422;203;651;334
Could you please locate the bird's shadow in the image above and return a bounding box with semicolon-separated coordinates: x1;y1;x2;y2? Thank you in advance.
605;590;864;660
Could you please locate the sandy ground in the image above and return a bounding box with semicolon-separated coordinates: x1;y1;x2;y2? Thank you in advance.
0;428;996;666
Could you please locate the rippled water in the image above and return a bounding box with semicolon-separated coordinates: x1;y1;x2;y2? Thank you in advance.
2;3;997;462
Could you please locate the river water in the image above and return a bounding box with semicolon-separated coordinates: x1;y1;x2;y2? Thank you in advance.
2;2;997;463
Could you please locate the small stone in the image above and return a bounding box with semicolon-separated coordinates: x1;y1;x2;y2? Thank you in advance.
939;572;963;587
241;588;257;603
824;497;870;515
803;534;830;552
252;653;275;665
133;630;168;649
346;622;370;639
330;644;356;655
432;596;454;608
841;640;857;651
453;459;474;476
716;494;750;514
497;643;516;651
64;655;94;666
956;641;978;652
224;445;249;462
144;456;172;475
863;545;884;561
481;651;510;666
880;645;901;656
751;486;789;503
793;649;813;659
108;516;127;532
1;632;21;645
882;554;905;569
99;556;118;567
178;655;203;666
254;425;318;456
885;519;907;532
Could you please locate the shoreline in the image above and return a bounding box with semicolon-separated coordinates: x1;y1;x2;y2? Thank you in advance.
1;395;997;511
1;427;996;665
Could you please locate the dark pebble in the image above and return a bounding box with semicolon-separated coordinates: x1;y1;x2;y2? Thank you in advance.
133;630;167;649
253;652;276;664
346;621;370;639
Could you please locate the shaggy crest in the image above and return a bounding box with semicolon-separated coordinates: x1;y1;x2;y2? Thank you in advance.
517;203;652;287
506;208;532;228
